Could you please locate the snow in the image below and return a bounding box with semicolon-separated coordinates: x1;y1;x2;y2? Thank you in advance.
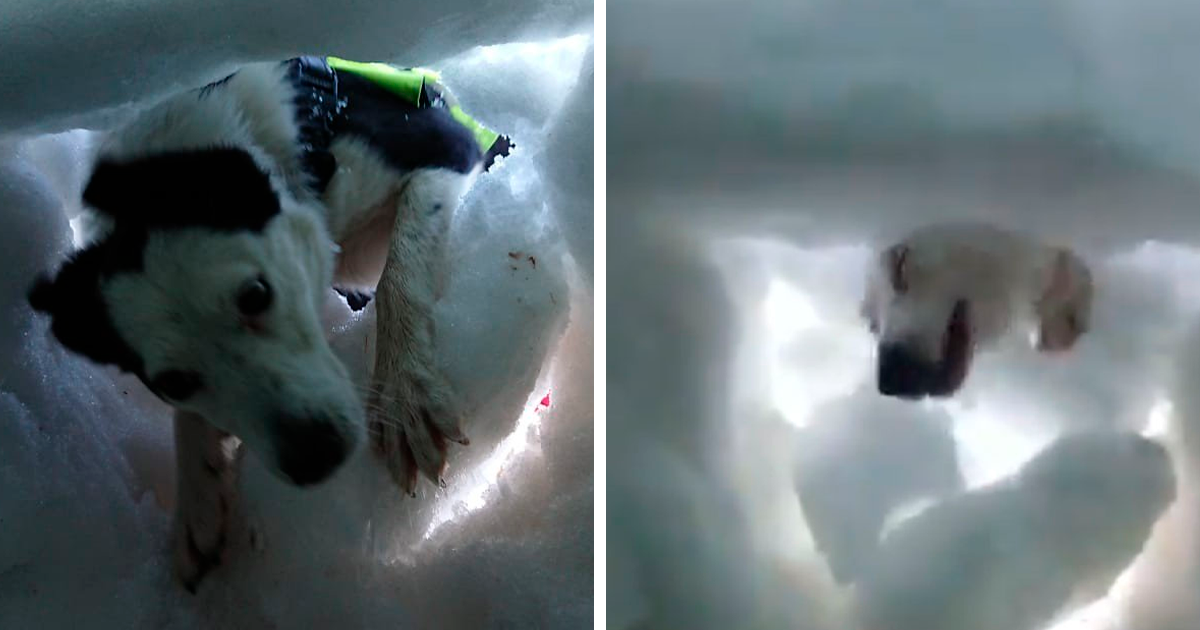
0;0;592;136
608;0;1200;628
0;4;592;627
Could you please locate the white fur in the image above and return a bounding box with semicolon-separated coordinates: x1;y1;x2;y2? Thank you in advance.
366;167;477;494
84;61;478;589
104;63;309;196
103;211;358;461
171;410;241;592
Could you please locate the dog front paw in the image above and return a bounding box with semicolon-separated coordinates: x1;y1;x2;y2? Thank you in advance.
171;448;239;592
173;517;227;593
369;365;468;496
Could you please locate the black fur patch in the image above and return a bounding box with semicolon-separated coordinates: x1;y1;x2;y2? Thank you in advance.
83;147;281;232
28;231;148;377
31;147;284;378
332;70;481;175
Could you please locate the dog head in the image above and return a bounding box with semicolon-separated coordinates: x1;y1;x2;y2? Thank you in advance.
861;229;1093;400
29;147;364;486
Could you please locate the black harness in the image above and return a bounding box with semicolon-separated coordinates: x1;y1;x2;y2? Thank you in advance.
280;56;512;196
283;56;346;195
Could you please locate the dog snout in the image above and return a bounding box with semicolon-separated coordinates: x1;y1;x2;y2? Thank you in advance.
877;343;937;399
275;416;357;486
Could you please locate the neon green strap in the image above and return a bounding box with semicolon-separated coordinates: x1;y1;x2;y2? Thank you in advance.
326;56;498;153
326;56;439;104
448;105;501;154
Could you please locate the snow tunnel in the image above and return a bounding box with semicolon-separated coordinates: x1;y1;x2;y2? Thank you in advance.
608;0;1200;628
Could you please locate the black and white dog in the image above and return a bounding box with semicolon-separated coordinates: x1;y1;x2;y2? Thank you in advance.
27;57;510;589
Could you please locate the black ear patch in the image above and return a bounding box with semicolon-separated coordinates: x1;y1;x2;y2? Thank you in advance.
27;239;146;377
82;147;281;232
27;275;58;313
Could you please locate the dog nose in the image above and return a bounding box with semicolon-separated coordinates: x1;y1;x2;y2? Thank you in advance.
275;418;356;486
877;343;935;399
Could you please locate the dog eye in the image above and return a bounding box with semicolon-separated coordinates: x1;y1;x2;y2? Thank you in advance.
236;276;273;316
150;369;203;401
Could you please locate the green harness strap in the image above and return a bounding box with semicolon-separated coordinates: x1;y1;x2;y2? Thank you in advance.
326;56;502;156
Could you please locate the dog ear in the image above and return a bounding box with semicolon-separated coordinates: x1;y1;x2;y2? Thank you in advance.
27;274;60;314
1036;248;1092;352
884;244;910;294
863;242;908;334
82;149;280;231
81;159;131;217
27;254;146;376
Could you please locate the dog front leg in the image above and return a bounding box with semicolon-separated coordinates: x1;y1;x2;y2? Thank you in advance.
370;168;472;495
171;410;241;592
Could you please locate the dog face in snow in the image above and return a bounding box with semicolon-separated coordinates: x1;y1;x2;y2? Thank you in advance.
860;223;1093;399
28;148;364;486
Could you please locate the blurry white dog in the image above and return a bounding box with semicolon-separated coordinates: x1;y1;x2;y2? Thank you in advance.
860;222;1093;399
27;57;510;590
855;432;1175;630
